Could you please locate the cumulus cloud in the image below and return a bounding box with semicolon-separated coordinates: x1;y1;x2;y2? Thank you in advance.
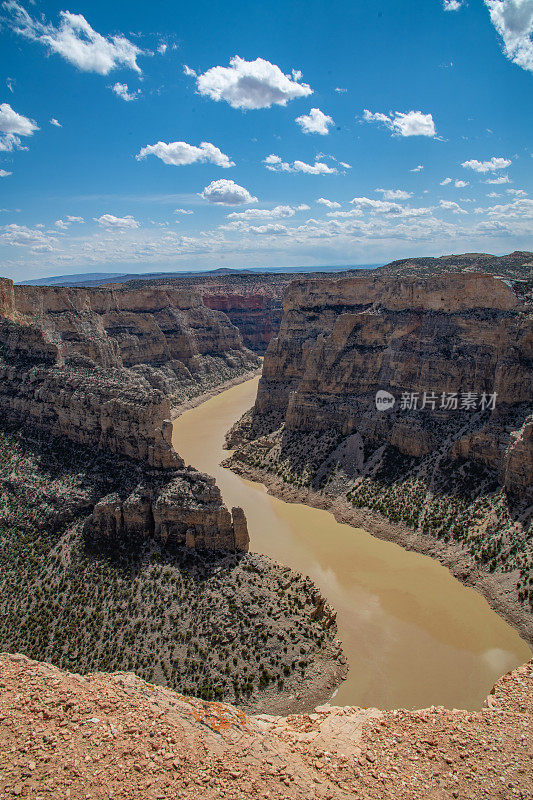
263;154;337;174
440;177;452;185
200;179;257;205
227;205;297;220
1;223;56;250
455;179;469;187
440;200;468;213
295;107;334;135
0;102;38;152
191;56;312;109
376;188;412;200
174;208;194;215
50;118;62;127
461;156;512;172
95;214;140;229
0;102;38;136
112;82;140;102
443;1;464;10
484;0;533;72
485;174;511;183
486;198;533;217
136;141;235;168
0;169;12;177
317;198;341;208
363;109;436;137
55;216;84;229
411;164;424;172
350;197;404;214
4;2;143;75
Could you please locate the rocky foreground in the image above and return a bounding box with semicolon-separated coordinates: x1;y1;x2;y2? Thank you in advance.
0;652;531;800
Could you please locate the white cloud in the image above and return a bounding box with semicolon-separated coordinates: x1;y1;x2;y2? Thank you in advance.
200;179;257;205
363;108;436;137
0;102;38;152
485;174;510;184
440;177;452;185
486;198;533;217
112;82;140;102
507;187;528;195
295;107;334;135
263;154;337;174
95;214;140;229
249;223;288;235
0;102;38;136
1;223;56;250
192;56;312;109
5;2;143;75
454;179;469;187
484;0;533;72
174;208;194;215
50;118;62;127
55;216;84;229
157;42;167;55
183;64;197;77
227;205;297;221
461;156;512;172
443;1;464;10
317;198;341;208
350;197;404;214
0;169;12;177
440;200;468;214
411;164;424;172
136;141;234;168
297;204;310;210
376;188;412;200
335;87;347;93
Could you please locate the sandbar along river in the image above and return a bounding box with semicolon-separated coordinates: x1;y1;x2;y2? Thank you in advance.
172;376;530;710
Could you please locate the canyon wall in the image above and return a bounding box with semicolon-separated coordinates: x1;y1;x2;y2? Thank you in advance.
202;292;282;353
0;277;251;550
228;273;532;613
252;273;532;491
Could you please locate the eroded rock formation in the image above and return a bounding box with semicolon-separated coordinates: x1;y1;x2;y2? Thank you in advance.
228;273;533;615
0;277;254;550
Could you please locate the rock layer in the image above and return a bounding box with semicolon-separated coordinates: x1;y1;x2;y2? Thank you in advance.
229;273;532;610
0;277;254;550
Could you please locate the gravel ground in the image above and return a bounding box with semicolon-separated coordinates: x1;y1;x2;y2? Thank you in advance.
0;652;531;799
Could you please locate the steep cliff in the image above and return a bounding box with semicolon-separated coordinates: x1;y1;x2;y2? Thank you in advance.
0;277;256;550
202;292;283;353
227;273;533;618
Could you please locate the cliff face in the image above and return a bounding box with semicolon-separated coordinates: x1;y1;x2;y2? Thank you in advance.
203;292;283;353
0;277;253;550
253;274;531;488
228;273;532;613
10;282;259;391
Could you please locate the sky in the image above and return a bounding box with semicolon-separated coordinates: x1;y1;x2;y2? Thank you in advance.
0;0;532;281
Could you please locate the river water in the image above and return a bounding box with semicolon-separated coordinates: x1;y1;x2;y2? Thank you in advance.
172;377;530;710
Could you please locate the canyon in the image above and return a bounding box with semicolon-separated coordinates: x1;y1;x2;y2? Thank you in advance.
1;260;532;798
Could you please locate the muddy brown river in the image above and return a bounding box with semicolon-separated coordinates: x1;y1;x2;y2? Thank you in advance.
172;377;530;710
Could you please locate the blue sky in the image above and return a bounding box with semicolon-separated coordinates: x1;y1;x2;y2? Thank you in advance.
0;0;532;281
